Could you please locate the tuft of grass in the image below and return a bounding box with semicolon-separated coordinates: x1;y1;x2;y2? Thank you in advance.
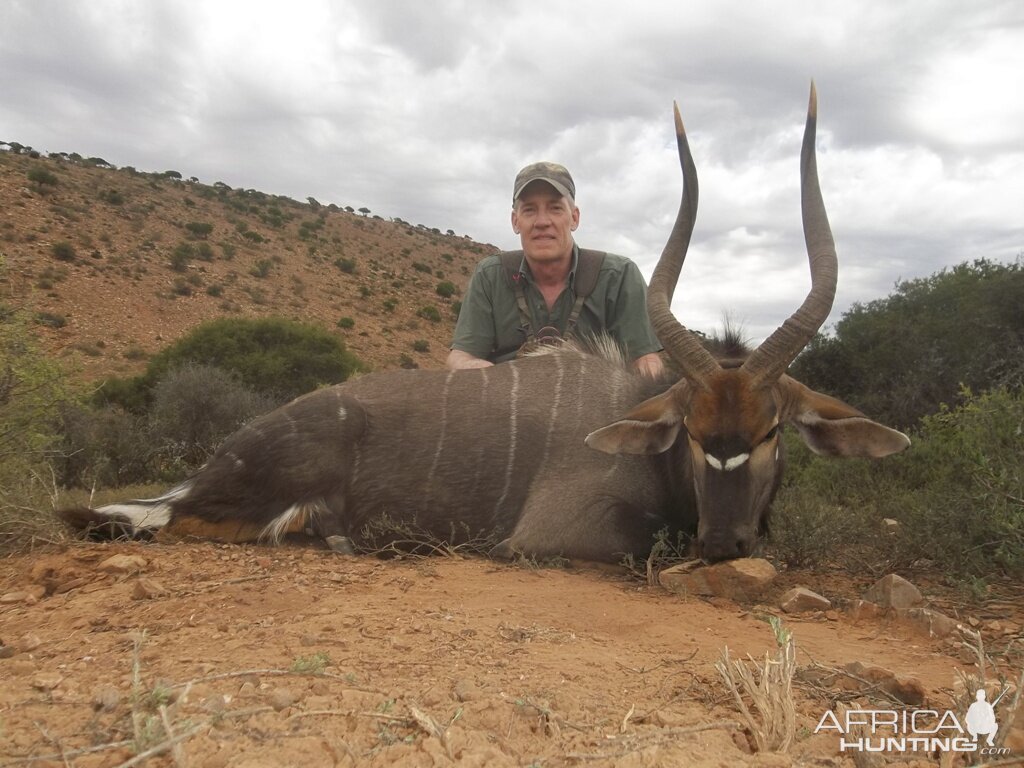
290;652;331;675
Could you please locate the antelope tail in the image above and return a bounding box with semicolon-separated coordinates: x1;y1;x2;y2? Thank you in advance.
58;480;194;540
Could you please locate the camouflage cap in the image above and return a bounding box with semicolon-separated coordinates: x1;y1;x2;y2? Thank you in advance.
513;161;576;203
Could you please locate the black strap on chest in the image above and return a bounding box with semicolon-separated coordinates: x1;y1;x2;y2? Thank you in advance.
499;248;606;346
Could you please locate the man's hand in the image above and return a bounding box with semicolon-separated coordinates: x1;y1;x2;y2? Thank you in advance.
633;352;665;378
446;349;495;371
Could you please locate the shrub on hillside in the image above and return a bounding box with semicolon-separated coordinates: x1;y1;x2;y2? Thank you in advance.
96;316;364;410
436;281;457;298
51;241;76;262
417;305;442;323
185;221;213;238
27;167;58;187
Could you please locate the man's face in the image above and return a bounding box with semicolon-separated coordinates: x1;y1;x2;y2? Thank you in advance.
511;182;580;265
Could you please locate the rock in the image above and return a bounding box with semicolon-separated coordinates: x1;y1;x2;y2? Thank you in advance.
845;599;883;622
844;661;925;705
1;591;31;604
779;586;832;613
131;578;167;600
880;518;900;535
895;607;961;639
32;672;64;691
863;574;923;610
268;687;296;711
660;558;777;601
0;645;16;659
15;633;42;652
97;554;147;575
453;678;482;702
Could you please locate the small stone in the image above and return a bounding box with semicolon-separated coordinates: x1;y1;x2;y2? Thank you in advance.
0;645;17;659
16;633;42;652
453;679;481;702
1;591;31;604
824;610;840;622
779;586;832;613
968;616;980;628
863;574;923;610
880;518;900;535
32;672;64;691
660;558;777;601
98;554;148;575
131;578;167;600
202;694;227;713
268;687;296;711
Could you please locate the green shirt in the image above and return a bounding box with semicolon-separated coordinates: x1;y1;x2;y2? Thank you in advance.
451;245;662;363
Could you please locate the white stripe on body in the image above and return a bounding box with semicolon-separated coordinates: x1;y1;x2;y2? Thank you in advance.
494;365;520;516
539;354;565;470
427;371;455;487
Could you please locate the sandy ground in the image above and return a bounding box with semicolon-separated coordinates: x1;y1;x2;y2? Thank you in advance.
1;541;1022;767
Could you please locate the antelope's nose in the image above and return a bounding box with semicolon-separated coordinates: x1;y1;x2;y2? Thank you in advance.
697;533;754;563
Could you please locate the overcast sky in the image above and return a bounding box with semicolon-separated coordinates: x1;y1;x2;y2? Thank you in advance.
2;1;1022;341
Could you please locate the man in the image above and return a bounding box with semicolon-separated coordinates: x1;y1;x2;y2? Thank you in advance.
446;161;664;376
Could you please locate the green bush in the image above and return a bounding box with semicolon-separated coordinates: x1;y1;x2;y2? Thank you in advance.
170;243;193;272
412;339;430;353
51;241;76;262
436;281;458;298
770;387;1024;579
0;307;68;485
250;258;273;278
337;317;355;329
791;258;1024;429
27;167;58;187
96;316;364;410
417;305;442;323
185;221;213;238
334;257;356;274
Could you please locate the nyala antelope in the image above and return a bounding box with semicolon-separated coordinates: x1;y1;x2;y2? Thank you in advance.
63;84;910;563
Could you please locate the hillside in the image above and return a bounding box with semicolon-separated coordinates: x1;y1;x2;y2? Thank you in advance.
0;146;496;382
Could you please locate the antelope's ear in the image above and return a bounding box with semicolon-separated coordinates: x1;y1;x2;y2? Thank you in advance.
778;376;910;458
586;387;685;455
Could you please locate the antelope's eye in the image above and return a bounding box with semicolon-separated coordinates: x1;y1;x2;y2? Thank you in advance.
762;425;778;444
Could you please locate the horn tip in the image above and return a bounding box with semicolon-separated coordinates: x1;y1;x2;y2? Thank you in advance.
808;81;818;118
673;101;685;136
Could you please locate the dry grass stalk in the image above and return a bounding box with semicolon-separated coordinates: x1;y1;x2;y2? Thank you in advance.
715;620;796;753
953;625;1022;751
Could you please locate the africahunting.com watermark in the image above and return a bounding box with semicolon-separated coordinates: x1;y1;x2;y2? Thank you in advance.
815;689;1012;756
